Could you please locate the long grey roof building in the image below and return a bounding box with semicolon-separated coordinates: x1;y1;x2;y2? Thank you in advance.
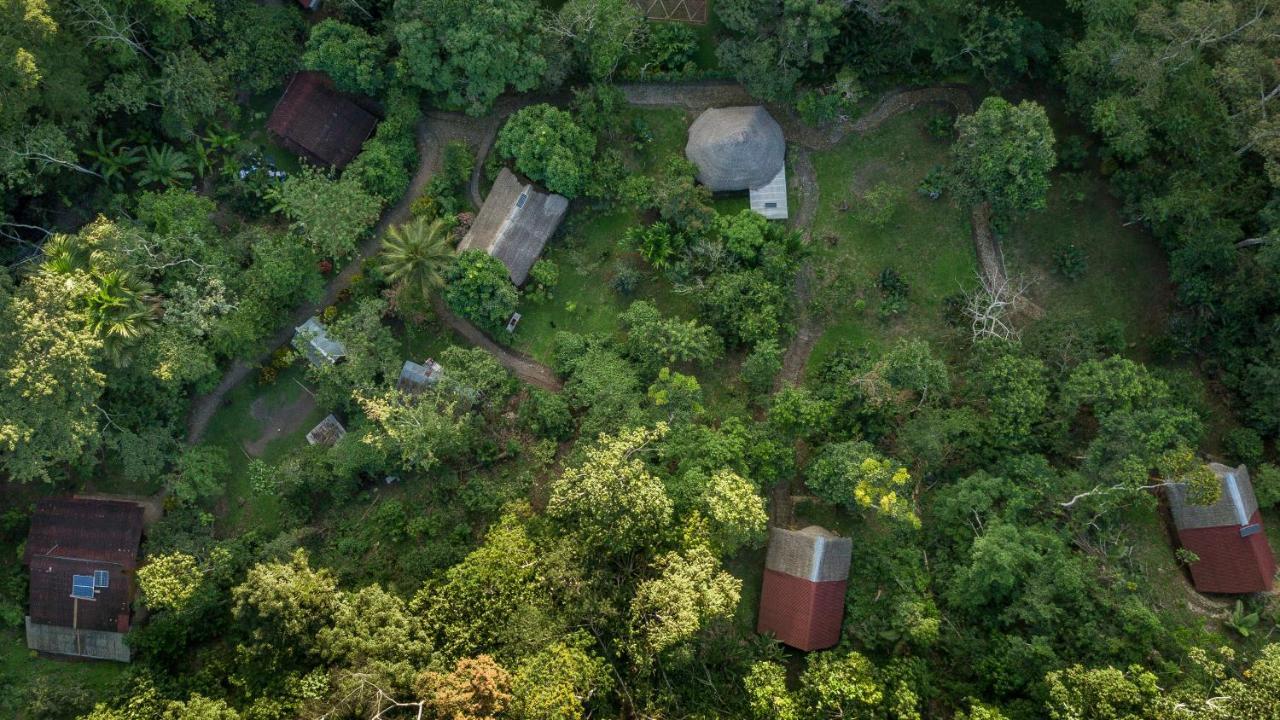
458;168;569;285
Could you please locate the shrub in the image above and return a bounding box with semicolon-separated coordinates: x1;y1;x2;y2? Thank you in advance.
742;339;784;394
1058;135;1089;170
927;111;954;139
519;389;575;441
1053;243;1088;280
856;182;904;227
625;22;698;79
1223;427;1265;467
444;250;518;335
610;260;641;295
1255;464;1280;509
917;167;946;200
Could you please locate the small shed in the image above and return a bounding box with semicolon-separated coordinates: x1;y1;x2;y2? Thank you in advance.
1168;463;1277;594
457;168;569;285
293;316;346;366
296;0;321;8
397;359;443;394
757;525;852;651
306;414;347;446
685;106;788;220
23;498;144;662
267;72;378;169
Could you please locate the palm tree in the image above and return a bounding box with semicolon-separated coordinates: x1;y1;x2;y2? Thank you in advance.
136;145;193;188
377;217;455;301
86;269;157;364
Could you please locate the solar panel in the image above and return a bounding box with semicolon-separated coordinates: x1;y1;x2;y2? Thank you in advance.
94;570;109;588
71;575;96;600
1241;523;1263;538
516;193;528;209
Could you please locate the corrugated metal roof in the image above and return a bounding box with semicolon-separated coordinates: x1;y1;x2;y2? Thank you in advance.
1180;509;1277;594
1168;463;1261;531
749;166;788;220
294;316;347;366
306;414;346;446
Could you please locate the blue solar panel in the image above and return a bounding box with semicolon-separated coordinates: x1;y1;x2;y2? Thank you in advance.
71;575;96;600
94;570;109;588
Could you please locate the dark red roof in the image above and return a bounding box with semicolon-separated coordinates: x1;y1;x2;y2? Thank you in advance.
296;0;319;8
24;498;143;634
1178;510;1277;594
23;498;144;569
28;555;133;632
757;569;846;651
267;72;378;169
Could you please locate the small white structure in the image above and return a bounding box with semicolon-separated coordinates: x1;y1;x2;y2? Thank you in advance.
293;317;346;366
749;167;788;220
306;414;346;446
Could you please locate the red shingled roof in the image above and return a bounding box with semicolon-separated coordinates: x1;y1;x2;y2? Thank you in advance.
757;570;846;651
24;498;143;634
1179;509;1277;594
267;72;378;169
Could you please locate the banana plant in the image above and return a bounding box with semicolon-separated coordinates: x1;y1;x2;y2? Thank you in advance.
1225;600;1260;638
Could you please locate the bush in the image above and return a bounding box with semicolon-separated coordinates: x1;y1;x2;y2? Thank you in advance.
518;389;574;441
1255;464;1280;509
625;22;698;79
927;111;954;139
346;88;423;204
742;339;784;394
496;104;596;198
917;167;946;200
877;266;909;320
610;260;641;295
1053;243;1088;280
856;182;904;227
1223;427;1265;467
444;250;518;335
1058;135;1089;170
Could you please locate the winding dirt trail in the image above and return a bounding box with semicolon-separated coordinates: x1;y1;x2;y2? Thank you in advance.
433;297;563;391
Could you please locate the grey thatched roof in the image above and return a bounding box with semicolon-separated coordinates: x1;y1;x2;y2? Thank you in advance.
686;106;785;192
26;617;131;662
397;359;442;393
764;525;852;583
458;168;568;285
306;414;346;446
293;317;346;366
1168;463;1260;531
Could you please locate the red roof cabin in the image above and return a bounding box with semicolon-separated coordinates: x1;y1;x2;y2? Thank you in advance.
297;0;321;9
757;525;852;651
23;498;144;662
1168;463;1277;594
267;72;378;169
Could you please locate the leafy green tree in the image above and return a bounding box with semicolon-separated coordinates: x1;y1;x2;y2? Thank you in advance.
550;0;643;81
799;650;888;719
806;441;918;526
378;217;455;304
318;585;430;689
699;269;788;346
170;445;230;505
510;634;613;720
444;250;519;335
393;0;549;115
438;345;517;409
951;97;1056;217
547;424;673;555
271;166;383;259
217;3;305;93
359;390;474;473
717;0;845;101
742;339;784;394
628;543;740;662
161;694;240;720
231;550;339;663
137;552;202;612
157;48;227;140
518;388;574;441
745;661;800;720
619;300;723;375
699;469;767;555
303;19;388;96
969;349;1049;451
646;367;704;421
0;271;105;483
496;104;596;198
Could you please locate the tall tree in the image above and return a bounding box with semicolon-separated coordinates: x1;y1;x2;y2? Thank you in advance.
377;217;454;305
951;96;1056;217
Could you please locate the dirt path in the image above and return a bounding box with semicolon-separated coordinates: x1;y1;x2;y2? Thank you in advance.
433;298;563;391
242;389;317;457
186;121;442;445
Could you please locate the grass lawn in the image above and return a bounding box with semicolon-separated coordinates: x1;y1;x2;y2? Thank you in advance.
805;108;974;375
0;629;127;719
1003;174;1172;357
201;363;326;537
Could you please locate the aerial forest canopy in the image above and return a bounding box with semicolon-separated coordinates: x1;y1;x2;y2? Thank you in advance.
2;1;1280;719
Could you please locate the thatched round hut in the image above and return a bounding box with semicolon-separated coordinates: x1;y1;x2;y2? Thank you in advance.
685;106;785;192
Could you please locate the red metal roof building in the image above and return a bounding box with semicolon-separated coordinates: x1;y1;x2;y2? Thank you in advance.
757;526;852;651
23;498;144;662
267;72;378;169
1168;463;1277;594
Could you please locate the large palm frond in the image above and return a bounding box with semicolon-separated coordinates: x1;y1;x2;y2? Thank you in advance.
377;217;455;300
86;270;157;364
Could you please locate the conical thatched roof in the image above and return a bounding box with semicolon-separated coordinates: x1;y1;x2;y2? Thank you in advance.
685;106;785;192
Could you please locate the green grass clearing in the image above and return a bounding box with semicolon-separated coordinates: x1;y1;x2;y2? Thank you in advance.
805;108;974;375
0;629;127;720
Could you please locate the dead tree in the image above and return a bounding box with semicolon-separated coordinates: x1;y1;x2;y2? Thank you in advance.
962;270;1031;342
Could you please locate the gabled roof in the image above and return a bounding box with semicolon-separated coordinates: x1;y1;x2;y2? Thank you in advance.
458;168;568;285
764;525;852;582
294;316;347;366
758;526;851;651
1168;463;1277;594
267;72;378;169
686;106;785;193
1168;463;1261;531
